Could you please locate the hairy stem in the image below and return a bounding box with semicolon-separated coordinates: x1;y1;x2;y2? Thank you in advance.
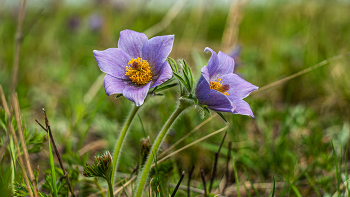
111;105;140;185
134;98;193;197
107;180;114;197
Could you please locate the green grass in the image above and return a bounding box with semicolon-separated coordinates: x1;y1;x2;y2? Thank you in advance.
1;0;350;196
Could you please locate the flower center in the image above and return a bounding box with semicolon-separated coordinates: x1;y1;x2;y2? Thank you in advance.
210;79;230;95
125;57;152;85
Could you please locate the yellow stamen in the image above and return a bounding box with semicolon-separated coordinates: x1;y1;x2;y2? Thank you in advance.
125;57;152;85
210;78;230;95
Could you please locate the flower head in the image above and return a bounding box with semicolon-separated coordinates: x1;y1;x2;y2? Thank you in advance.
93;30;174;106
195;47;258;117
83;151;112;180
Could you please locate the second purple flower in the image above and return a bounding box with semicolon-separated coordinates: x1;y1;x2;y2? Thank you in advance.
93;30;174;106
195;47;258;117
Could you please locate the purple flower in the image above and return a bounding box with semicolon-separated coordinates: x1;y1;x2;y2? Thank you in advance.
93;30;174;106
195;47;258;117
89;13;103;31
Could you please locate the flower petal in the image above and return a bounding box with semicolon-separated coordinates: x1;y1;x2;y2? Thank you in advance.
122;82;152;106
232;99;255;118
195;75;210;102
118;30;148;58
200;65;210;83
93;48;130;79
200;89;235;113
104;74;129;96
221;73;258;100
216;51;234;76
142;35;174;74
204;47;219;78
151;61;173;88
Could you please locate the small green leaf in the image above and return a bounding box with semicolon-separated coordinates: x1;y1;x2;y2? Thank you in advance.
183;60;194;88
216;111;228;122
48;133;58;197
203;106;210;115
167;57;178;73
173;72;191;92
115;94;123;98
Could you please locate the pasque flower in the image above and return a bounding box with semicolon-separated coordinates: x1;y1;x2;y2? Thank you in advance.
93;30;174;106
195;47;258;117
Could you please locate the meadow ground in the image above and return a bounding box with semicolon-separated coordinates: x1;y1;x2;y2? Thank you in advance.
1;0;350;196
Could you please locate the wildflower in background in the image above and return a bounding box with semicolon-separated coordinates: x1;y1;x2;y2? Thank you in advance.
195;47;258;117
93;30;174;106
89;13;103;32
228;45;241;68
67;16;81;31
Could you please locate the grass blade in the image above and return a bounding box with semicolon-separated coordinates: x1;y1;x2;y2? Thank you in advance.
332;141;340;194
48;132;58;197
271;176;275;197
243;167;261;197
291;185;301;197
346;143;349;196
232;154;240;197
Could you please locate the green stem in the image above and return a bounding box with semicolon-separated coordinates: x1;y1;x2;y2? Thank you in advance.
111;105;140;185
107;180;114;197
134;98;193;197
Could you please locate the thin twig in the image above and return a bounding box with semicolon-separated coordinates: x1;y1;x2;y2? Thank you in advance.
35;119;47;132
36;109;75;197
223;141;232;195
209;131;227;192
217;131;227;154
209;152;219;193
158;114;218;158
11;0;27;94
129;163;139;179
0;86;34;197
200;168;207;197
188;165;195;197
172;171;185;197
169;183;205;195
12;94;39;197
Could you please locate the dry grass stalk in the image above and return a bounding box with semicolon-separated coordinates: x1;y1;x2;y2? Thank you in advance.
251;52;350;96
12;93;40;197
221;0;250;53
11;0;27;94
159;113;218;158
113;176;136;196
0;86;34;197
0;136;10;163
78;139;108;156
155;125;228;166
143;0;188;38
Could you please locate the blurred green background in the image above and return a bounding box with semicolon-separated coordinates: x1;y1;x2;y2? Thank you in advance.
1;0;350;196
